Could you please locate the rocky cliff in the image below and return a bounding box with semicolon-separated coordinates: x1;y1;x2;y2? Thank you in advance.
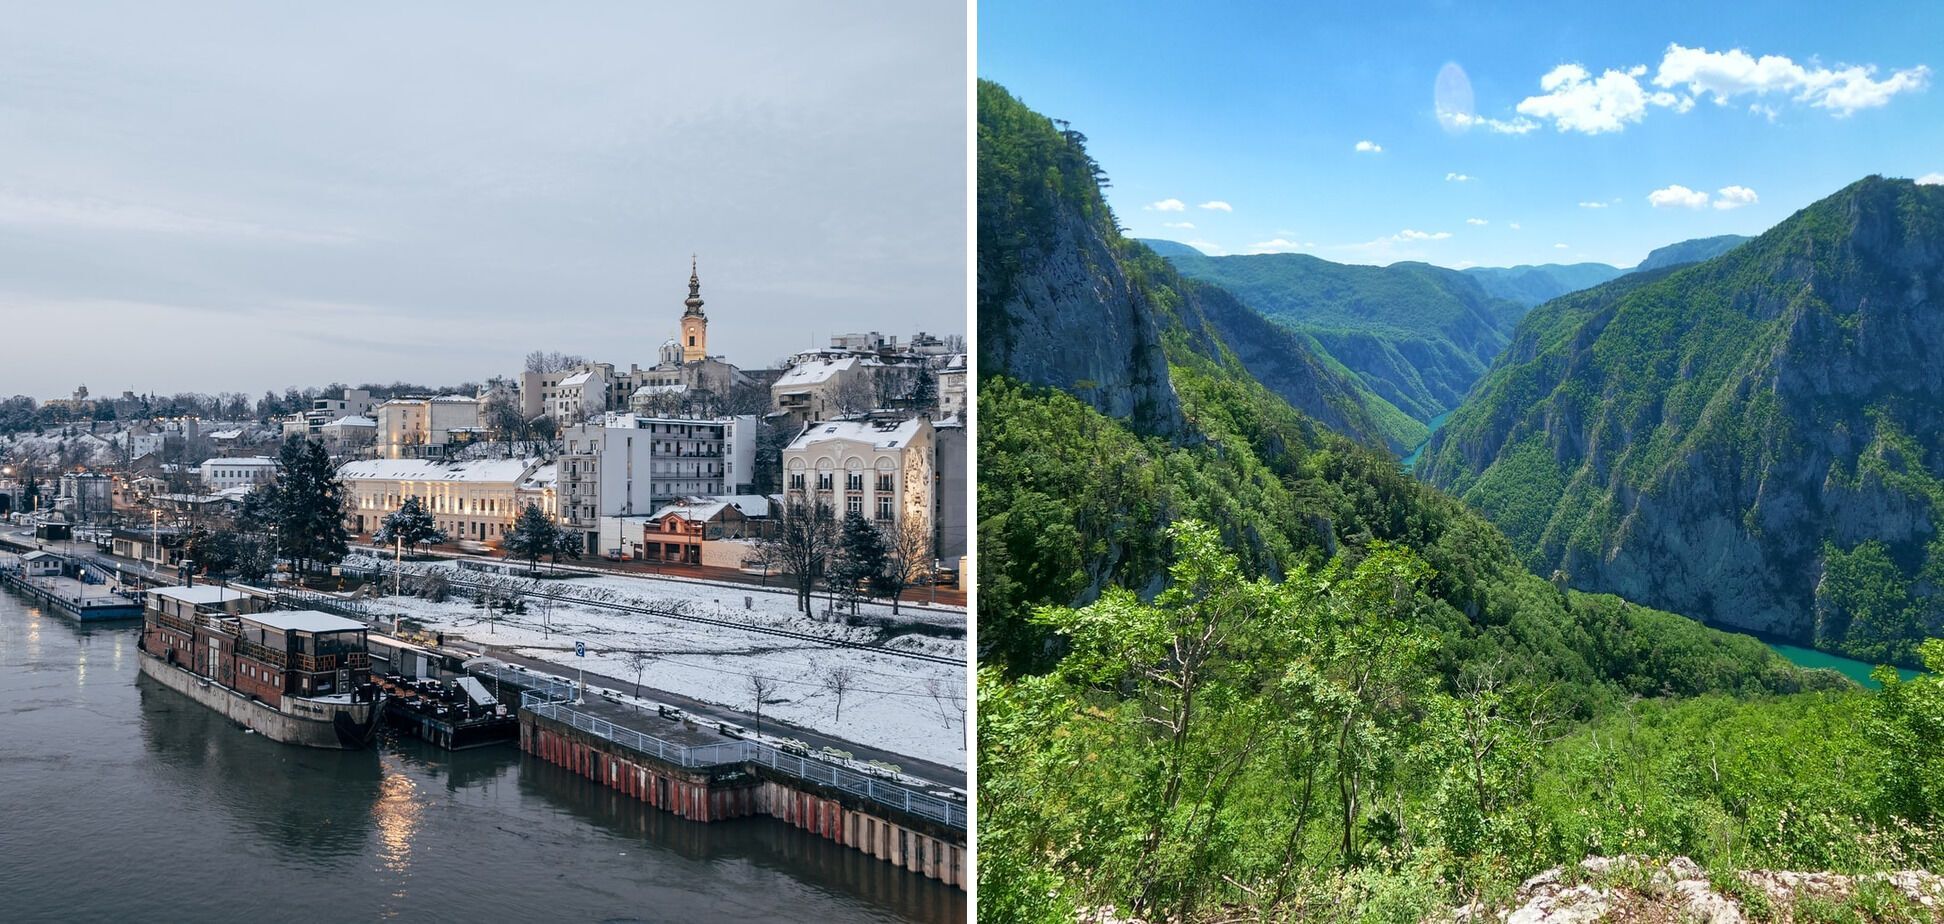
978;80;1411;450
1420;177;1944;661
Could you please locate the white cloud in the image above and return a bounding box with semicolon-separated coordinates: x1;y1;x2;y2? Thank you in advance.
1395;229;1452;241
1354;140;1383;153
1147;198;1186;212
1713;185;1759;210
1749;103;1779;122
1916;173;1944;185
1508;222;1521;230
1439;110;1540;134
1161;221;1196;229
1648;184;1711;208
1197;200;1233;212
1578;201;1609;208
1654;43;1931;116
1466;217;1488;225
1183;239;1225;255
1554;243;1570;249
1245;238;1316;254
1516;63;1687;134
1445;172;1474;182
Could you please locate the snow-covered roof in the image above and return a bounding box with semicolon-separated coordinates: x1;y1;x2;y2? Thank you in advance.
650;499;732;522
337;458;538;484
631;384;688;396
241;610;367;634
786;417;928;451
325;415;376;428
708;494;773;518
150;585;251;605
206;428;244;440
521;463;557;490
432;395;479;403
203;456;275;467
557;370;594;387
772;357;857;389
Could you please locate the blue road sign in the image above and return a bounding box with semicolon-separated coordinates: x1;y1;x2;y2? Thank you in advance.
575;641;585;657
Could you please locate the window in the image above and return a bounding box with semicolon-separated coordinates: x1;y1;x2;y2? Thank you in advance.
877;474;893;492
789;473;805;490
847;496;862;516
846;473;863;491
816;473;832;491
876;496;893;521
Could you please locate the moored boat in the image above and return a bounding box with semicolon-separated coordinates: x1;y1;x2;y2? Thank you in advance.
136;584;384;750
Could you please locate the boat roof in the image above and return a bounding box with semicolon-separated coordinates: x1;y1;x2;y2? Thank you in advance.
241;610;367;634
150;585;252;604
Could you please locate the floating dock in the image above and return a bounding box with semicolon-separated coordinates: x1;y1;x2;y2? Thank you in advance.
0;552;143;621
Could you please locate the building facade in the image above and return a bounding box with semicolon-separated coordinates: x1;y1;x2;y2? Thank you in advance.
200;456;277;492
782;416;934;535
338;457;544;544
375;396;483;459
558;413;757;555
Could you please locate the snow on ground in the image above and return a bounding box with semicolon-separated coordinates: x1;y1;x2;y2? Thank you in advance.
349;555;967;770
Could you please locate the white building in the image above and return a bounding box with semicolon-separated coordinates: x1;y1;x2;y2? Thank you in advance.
375;396;483;459
281;388;376;438
771;354;868;421
558;412;758;555
937;353;967;420
338;457;548;544
200;456;277;492
320;415;377;448
782;416;934;534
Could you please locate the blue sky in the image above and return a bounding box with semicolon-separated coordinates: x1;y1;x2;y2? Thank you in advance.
979;1;1942;269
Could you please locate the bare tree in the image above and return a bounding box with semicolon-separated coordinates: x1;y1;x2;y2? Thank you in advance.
748;674;779;738
761;497;835;614
926;676;965;744
524;351;589;374
830;373;876;419
878;516;931;615
625;650;655;698
824;665;857;722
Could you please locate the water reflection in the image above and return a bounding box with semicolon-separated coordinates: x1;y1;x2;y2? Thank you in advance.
3;590;960;923
136;673;382;857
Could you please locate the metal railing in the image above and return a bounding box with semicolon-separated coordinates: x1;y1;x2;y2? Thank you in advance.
486;665;963;830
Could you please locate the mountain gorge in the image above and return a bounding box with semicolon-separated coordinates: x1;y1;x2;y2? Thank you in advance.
969;80;1944;923
1420;177;1944;666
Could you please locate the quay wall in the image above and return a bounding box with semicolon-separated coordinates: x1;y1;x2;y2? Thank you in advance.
521;711;966;889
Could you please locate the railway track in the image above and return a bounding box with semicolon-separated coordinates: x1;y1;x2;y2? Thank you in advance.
362;567;963;667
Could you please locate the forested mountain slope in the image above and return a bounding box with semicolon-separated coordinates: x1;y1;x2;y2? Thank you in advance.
976;83;1936;923
1420;176;1944;668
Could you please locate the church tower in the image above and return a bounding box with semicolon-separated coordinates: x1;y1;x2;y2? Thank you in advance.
680;255;708;364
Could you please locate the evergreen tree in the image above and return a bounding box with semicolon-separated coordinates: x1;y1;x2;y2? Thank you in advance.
910;370;938;414
263;435;349;578
374;495;447;556
832;511;888;613
503;503;564;574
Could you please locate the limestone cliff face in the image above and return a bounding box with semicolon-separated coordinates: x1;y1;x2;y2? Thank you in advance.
979;200;1182;437
1421;177;1944;645
978;80;1411;451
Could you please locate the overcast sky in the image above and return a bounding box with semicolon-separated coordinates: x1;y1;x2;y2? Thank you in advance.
0;2;967;399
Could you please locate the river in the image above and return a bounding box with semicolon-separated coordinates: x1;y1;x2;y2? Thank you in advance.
0;590;964;923
1764;641;1919;689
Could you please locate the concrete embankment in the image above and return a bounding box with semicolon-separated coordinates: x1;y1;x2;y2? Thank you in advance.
521;705;966;889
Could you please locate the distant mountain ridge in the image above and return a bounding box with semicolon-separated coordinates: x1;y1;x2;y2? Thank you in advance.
1145;235;1755;432
1418;177;1943;666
